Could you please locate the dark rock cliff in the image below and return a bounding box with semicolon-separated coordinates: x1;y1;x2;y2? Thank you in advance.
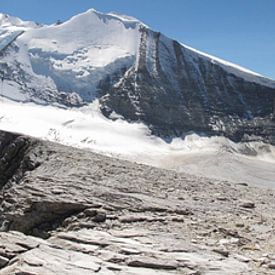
100;28;275;144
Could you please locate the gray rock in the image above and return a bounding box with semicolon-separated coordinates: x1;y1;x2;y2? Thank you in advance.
240;201;256;209
83;208;97;217
127;256;178;270
213;248;230;257
0;256;8;268
234;254;250;263
268;262;275;269
119;215;148;223
92;210;107;223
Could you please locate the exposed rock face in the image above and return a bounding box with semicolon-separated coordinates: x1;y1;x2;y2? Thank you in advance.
0;130;275;274
100;27;275;143
0;131;38;189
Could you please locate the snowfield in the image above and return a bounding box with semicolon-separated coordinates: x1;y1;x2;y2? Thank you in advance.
0;98;274;188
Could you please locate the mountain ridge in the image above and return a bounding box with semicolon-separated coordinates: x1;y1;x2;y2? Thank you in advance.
1;9;274;85
0;8;275;144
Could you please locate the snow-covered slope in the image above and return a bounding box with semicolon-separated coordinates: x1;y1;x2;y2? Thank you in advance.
0;9;144;102
182;43;275;89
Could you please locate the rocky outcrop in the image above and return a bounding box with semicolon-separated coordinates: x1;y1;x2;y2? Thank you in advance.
0;130;275;274
0;131;38;189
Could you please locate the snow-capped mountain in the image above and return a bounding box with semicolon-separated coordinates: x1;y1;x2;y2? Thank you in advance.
0;9;145;105
1;9;275;145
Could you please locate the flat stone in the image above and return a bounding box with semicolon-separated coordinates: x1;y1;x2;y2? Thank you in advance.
119;247;142;255
213;248;229;257
127;256;178;270
240;201;255;209
119;215;148;223
268;255;275;261
174;209;193;216
268;262;275;269
234;254;250;263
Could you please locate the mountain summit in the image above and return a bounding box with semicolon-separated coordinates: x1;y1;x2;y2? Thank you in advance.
0;9;275;144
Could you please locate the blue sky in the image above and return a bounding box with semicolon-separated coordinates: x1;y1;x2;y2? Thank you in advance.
1;0;274;79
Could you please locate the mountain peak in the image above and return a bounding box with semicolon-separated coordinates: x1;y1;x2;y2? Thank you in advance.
0;13;39;29
62;8;146;30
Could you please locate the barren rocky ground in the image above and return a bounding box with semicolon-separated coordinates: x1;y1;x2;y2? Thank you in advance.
0;130;275;274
